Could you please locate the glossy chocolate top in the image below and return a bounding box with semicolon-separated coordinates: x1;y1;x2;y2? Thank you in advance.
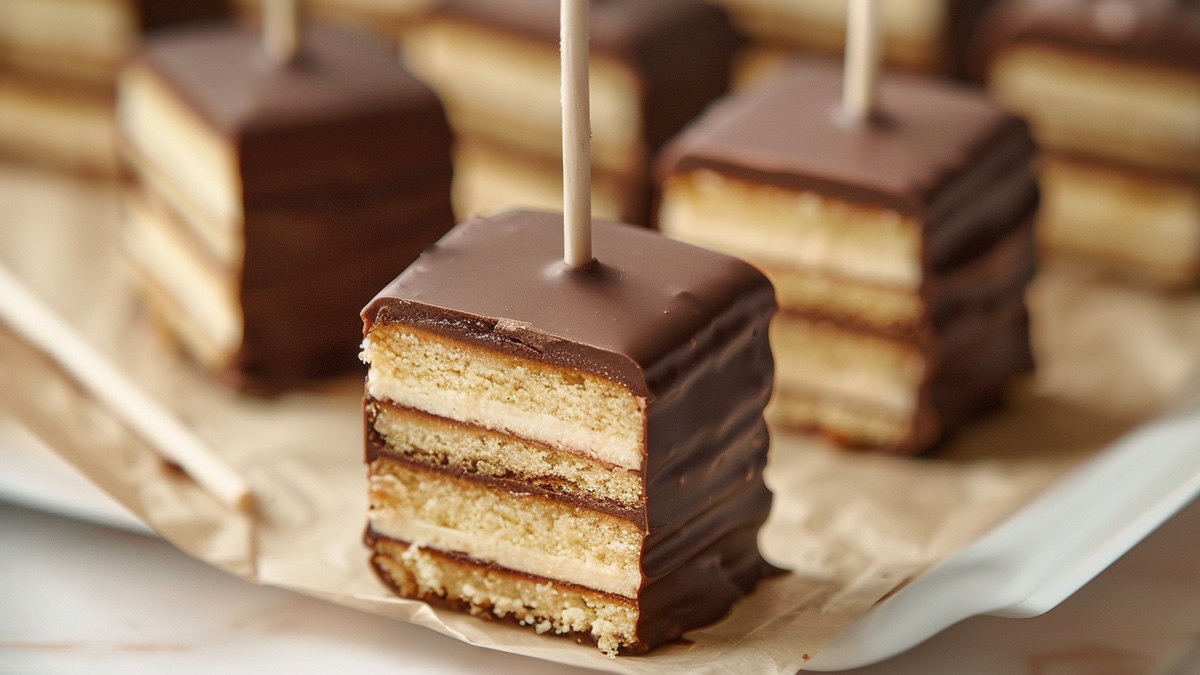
656;57;1031;218
136;22;442;138
973;0;1200;74
431;0;741;150
140;0;230;31
362;209;774;398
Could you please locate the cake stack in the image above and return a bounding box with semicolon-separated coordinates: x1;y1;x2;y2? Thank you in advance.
657;58;1039;454
360;210;778;654
117;21;455;390
403;0;741;225
977;0;1200;289
715;0;1000;81
0;0;228;176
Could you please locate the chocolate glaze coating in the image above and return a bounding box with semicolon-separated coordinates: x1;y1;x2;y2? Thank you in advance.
130;22;455;390
136;22;454;197
362;209;780;651
972;0;1200;77
431;0;742;153
140;0;230;31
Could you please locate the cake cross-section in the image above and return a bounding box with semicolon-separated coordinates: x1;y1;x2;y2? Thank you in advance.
117;22;455;390
657;57;1039;454
360;209;779;654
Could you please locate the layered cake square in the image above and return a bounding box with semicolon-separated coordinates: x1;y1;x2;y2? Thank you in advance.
403;0;741;224
118;23;455;390
976;0;1200;287
657;58;1039;454
360;210;779;654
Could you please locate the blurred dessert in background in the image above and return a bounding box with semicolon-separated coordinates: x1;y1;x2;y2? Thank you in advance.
117;22;455;391
657;57;1039;454
403;0;741;225
975;0;1200;289
0;0;230;176
716;0;1001;84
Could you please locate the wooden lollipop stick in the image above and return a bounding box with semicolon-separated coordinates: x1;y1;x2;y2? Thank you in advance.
264;0;301;64
0;266;254;513
842;0;883;121
561;0;592;267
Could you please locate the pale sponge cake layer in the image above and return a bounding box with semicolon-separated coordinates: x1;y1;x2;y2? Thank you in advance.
755;260;924;331
659;169;923;289
450;136;633;222
362;325;646;470
0;77;117;175
405;18;642;174
118;64;242;230
771;316;926;417
368;458;644;598
768;388;912;449
367;400;643;511
368;535;638;656
1037;155;1200;288
123;194;242;361
989;44;1200;178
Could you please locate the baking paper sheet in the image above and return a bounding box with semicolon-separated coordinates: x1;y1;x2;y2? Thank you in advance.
2;166;1197;673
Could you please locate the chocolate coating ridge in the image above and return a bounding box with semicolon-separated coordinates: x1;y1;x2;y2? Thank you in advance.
656;56;1033;219
431;0;742;151
972;0;1200;76
363;209;774;398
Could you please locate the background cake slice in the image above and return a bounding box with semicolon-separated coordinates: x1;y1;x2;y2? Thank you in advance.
118;21;455;390
0;0;229;175
657;57;1039;453
975;0;1200;288
403;0;741;224
360;209;778;654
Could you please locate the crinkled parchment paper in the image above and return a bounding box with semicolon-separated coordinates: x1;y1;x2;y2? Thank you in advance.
2;166;1198;673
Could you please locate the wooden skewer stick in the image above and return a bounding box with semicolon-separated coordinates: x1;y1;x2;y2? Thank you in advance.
561;0;593;267
842;0;883;122
264;0;301;64
0;266;254;513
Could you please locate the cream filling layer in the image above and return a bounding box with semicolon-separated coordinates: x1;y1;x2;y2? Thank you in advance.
660;169;923;289
368;468;643;598
363;325;646;471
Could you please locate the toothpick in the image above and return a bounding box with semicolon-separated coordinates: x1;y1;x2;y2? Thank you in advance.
561;0;592;267
0;266;254;513
264;0;301;64
842;0;883;122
